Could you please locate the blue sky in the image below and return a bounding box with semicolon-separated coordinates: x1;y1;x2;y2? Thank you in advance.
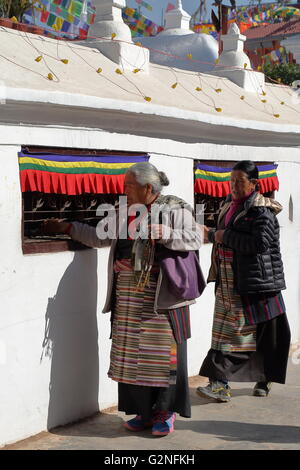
125;1;288;26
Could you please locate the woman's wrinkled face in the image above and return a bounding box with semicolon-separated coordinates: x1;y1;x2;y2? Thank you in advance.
230;170;257;199
124;172;152;206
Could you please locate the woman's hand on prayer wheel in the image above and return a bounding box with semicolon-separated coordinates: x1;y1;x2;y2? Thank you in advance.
215;230;225;244
42;218;71;235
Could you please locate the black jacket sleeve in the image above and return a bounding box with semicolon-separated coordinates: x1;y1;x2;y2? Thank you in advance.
222;208;276;255
208;229;216;244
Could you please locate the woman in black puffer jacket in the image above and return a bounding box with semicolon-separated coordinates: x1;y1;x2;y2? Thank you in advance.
197;160;290;402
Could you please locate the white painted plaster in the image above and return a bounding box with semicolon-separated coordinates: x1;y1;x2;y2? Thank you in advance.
133;33;218;73
162;0;191;34
0;143;113;445
2;84;300;137
83;0;150;71
89;0;131;42
276;161;300;342
0;28;299;129
212;23;265;93
282;35;300;65
219;23;251;70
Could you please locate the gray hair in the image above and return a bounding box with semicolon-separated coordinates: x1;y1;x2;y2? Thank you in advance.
126;162;170;194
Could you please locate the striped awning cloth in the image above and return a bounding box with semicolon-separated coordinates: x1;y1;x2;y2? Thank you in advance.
194;163;279;197
18;150;150;195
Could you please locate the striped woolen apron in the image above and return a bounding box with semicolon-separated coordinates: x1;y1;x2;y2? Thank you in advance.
108;259;177;387
211;247;257;353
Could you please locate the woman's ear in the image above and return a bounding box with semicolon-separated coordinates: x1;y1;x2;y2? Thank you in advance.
251;179;259;191
146;183;153;195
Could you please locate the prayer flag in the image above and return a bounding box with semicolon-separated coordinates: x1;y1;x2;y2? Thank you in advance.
166;3;175;13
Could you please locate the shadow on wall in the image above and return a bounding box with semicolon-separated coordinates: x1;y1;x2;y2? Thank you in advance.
40;250;100;430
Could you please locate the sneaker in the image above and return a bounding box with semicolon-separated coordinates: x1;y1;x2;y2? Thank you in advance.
196;381;231;403
123;415;153;432
253;382;272;397
152;411;176;436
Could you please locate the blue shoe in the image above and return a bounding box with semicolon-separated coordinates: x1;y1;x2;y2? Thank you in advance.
123;415;153;432
152;411;176;436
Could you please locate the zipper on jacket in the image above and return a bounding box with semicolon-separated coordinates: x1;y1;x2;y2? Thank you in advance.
258;254;267;279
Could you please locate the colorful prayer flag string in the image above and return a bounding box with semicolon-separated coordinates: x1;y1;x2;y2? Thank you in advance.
23;0;96;39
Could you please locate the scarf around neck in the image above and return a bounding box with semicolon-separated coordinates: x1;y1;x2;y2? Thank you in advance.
225;191;254;227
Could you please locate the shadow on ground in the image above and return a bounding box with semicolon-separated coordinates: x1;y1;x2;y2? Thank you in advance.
49;412;155;440
49;410;300;445
175;420;300;444
189;387;254;406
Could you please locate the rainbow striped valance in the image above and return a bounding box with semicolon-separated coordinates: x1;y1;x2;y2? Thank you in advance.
18;151;150;195
195;163;279;197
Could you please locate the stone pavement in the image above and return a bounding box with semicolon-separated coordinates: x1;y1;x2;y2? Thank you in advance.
4;362;300;451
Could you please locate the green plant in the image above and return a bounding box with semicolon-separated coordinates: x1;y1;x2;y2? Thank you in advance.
0;0;42;22
263;62;300;86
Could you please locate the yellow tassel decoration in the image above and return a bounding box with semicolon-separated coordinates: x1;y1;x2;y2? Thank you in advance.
61;59;68;64
111;33;116;40
115;68;123;75
35;56;42;62
195;87;202;91
215;107;222;112
47;73;54;81
215;88;222;93
244;63;247;69
171;83;178;89
133;68;141;73
96;68;102;73
280;101;285;105
261;99;267;103
240;96;245;100
144;96;152;102
274;114;280;118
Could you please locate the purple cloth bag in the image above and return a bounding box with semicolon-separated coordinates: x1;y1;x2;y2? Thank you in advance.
158;248;206;300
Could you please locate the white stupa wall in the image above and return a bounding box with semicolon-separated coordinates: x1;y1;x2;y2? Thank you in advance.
283;35;300;65
164;0;191;32
212;23;265;93
132;0;218;72
83;0;150;72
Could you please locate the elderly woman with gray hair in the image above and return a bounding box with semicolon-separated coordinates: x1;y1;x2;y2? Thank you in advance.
44;162;204;437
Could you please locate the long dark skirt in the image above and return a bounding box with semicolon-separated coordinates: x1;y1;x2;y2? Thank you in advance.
118;341;191;422
200;313;291;383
